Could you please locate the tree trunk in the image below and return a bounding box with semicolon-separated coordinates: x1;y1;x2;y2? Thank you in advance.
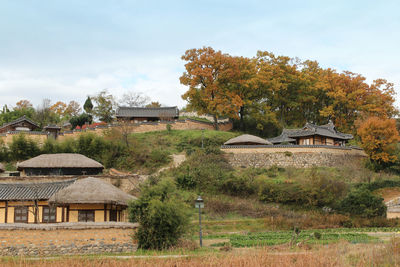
239;105;245;131
213;115;219;130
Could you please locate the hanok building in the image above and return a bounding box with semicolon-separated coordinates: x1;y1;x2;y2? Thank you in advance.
44;125;61;139
116;106;179;122
0;116;39;134
224;134;272;146
268;121;353;146
0;177;135;223
17;153;104;176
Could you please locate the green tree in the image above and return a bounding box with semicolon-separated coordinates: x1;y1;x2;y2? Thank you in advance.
338;188;386;218
92;90;116;123
128;179;191;250
83;96;94;114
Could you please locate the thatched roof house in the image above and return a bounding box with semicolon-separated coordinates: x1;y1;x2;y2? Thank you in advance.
49;177;136;206
0;163;4;173
116;106;179;122
224;134;272;146
17;153;104;176
0;178;135;223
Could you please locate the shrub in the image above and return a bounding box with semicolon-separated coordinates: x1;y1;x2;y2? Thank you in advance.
9;134;40;161
258;181;306;204
220;174;257;197
338;188;387;218
128;179;191;250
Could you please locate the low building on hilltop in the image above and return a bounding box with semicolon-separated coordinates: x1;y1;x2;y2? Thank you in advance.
224;134;272;146
116;106;179;122
17;153;104;176
0;177;136;223
0;116;39;133
268;121;353;146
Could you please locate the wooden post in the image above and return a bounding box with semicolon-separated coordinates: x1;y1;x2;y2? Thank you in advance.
61;206;65;222
104;204;107;222
5;201;8;223
66;206;70;222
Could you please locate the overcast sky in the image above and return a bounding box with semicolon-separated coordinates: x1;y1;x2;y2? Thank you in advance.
0;0;399;109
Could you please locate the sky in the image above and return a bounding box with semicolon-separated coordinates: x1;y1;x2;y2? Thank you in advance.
0;0;399;109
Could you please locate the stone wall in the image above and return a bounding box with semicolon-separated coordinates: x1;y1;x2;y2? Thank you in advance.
0;222;137;256
222;146;367;168
0;119;233;144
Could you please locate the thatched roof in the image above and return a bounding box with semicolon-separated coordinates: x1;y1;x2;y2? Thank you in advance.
224;134;272;146
49;177;137;206
0;163;4;173
17;154;104;170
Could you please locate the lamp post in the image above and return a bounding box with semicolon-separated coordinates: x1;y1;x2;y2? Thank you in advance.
195;196;204;247
201;129;205;149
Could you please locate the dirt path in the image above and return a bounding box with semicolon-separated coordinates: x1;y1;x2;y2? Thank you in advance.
155;153;186;174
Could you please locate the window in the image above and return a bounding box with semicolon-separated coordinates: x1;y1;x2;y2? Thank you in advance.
78;210;95;222
43;206;57;223
14;206;28;223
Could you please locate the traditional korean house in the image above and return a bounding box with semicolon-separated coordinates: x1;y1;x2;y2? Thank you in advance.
116;106;179;122
268;121;353;146
17;153;104;176
0;116;39;134
44;125;61;139
0;177;136;223
224;134;272;146
49;177;136;222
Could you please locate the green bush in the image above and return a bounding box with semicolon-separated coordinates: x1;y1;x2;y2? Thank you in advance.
220;174;257;197
128;179;191;250
338;188;387;218
258;181;306;204
9;134;40;161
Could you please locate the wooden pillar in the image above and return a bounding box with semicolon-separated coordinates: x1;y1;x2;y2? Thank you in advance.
61;206;65;222
66;206;70;222
5;201;8;223
104;204;107;222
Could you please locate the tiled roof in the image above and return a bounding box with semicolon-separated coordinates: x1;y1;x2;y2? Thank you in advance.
0;116;39;131
0;180;75;201
116;106;179;118
267;133;296;144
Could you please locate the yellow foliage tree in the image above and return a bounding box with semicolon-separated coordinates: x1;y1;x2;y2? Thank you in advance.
357;117;400;165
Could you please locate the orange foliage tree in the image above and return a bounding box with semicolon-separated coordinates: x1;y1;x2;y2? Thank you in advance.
180;47;243;129
357;117;400;166
15;100;33;110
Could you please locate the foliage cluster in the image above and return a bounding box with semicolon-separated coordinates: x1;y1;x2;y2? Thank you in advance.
128;179;192;250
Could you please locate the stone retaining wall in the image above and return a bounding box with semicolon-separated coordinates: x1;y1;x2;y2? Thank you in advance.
222;146;367;168
0;222;138;256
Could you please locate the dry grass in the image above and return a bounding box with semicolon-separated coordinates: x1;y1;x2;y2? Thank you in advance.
4;238;400;267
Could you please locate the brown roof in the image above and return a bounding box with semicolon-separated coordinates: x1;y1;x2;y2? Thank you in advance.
17;154;104;170
0;163;4;173
224;134;272;145
49;177;137;206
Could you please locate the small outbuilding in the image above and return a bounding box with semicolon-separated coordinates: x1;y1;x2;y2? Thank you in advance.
224;134;272;146
17;153;104;176
0;116;39;133
49;177;136;222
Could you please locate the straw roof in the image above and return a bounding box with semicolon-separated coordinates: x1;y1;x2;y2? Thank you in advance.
0;163;4;173
17;154;104;170
49;177;137;206
224;134;272;146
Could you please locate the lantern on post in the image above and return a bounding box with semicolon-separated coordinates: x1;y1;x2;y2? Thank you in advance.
195;196;204;247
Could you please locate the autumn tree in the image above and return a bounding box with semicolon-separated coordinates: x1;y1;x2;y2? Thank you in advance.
50;101;67;116
15;100;33;110
64;101;82;117
357;117;400;169
180;47;243;129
